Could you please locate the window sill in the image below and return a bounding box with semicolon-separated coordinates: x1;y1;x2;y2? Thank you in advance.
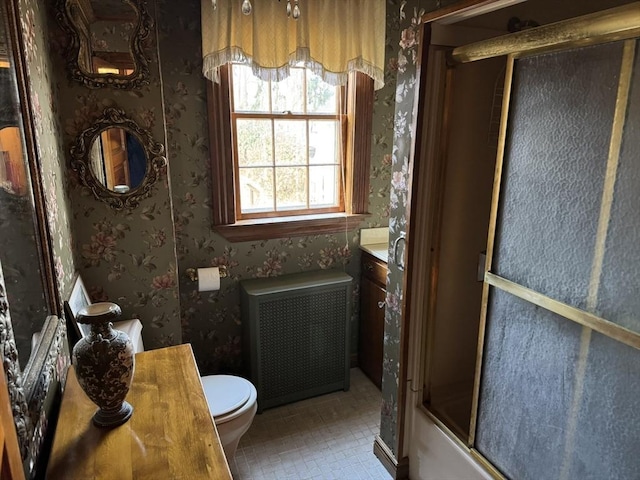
213;213;370;242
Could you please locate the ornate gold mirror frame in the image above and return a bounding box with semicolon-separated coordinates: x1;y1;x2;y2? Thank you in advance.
1;0;67;475
1;275;65;475
55;0;152;89
70;107;166;210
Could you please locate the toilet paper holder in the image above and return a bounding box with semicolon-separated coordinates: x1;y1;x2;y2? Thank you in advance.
185;266;228;282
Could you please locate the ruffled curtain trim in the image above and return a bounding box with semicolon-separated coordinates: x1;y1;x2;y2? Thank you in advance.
203;46;385;90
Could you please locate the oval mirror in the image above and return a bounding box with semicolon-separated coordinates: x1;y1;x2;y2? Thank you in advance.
89;127;147;193
57;0;152;89
71;108;166;210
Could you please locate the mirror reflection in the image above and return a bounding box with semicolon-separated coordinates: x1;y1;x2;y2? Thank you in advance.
71;107;165;210
89;127;147;193
67;0;137;76
0;9;50;368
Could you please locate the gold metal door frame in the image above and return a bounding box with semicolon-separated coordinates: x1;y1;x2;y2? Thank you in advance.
443;2;640;476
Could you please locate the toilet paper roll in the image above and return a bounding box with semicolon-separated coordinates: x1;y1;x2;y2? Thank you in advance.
197;267;221;292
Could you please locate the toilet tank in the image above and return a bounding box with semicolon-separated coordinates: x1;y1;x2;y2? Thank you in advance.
240;270;352;412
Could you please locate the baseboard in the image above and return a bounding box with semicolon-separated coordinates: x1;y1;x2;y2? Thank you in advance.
373;435;410;479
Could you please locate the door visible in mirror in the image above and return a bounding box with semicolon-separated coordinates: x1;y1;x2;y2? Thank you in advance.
89;127;147;192
67;0;137;77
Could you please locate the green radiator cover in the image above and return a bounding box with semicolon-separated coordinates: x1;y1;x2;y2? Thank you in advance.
240;270;352;412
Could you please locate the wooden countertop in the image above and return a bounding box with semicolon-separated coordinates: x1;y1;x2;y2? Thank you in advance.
46;344;232;480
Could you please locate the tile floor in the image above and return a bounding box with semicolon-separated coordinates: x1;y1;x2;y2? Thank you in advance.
230;368;392;480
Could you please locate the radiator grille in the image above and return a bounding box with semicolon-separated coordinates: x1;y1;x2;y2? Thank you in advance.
241;270;352;412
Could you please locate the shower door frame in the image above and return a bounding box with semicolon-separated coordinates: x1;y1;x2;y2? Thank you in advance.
405;3;640;478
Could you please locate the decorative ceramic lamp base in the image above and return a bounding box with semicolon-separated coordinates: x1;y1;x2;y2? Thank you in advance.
72;302;136;429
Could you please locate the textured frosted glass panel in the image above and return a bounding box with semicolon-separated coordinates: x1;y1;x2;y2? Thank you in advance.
597;43;640;333
566;333;640;479
476;288;581;480
494;42;623;310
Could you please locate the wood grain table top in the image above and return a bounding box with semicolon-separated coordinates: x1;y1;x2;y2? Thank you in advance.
46;344;232;479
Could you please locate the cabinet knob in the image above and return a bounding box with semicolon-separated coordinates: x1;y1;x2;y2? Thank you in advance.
364;263;373;272
377;301;385;309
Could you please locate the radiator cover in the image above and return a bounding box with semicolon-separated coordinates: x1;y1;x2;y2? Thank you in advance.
241;270;352;412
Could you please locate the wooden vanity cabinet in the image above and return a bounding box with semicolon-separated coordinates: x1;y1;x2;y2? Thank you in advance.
358;251;387;390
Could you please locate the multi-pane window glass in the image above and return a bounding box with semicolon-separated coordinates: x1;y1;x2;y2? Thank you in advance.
230;64;344;218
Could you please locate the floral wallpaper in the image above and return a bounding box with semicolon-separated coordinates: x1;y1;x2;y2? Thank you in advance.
41;0;404;368
9;0;437;468
0;189;49;368
10;0;418;469
155;0;404;375
47;0;183;351
0;0;440;476
9;0;75;476
18;0;76;304
90;20;134;54
369;2;404;226
26;0;405;376
380;0;425;457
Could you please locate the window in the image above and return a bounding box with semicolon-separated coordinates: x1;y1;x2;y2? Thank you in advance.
230;64;344;219
208;65;374;242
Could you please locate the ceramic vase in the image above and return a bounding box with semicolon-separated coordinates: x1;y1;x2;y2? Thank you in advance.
72;302;135;428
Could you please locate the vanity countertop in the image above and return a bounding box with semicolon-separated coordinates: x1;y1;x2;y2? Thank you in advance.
360;227;389;263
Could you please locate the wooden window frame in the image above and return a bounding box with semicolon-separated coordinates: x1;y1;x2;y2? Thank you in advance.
207;65;372;242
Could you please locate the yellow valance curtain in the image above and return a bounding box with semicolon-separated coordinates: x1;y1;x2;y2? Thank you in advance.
201;0;386;90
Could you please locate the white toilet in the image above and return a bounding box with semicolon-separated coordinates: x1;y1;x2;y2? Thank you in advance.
119;322;257;459
201;375;258;459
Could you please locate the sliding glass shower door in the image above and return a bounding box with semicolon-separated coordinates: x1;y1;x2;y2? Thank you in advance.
473;34;640;480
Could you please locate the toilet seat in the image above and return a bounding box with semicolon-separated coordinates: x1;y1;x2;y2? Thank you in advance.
201;375;255;424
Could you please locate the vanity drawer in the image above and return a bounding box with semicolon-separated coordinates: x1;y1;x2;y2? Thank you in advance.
361;252;387;286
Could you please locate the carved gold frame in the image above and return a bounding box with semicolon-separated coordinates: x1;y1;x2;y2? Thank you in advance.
70;107;166;210
1;277;65;472
55;0;153;90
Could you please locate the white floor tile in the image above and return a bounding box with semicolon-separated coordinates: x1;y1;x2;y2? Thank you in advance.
230;368;391;480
